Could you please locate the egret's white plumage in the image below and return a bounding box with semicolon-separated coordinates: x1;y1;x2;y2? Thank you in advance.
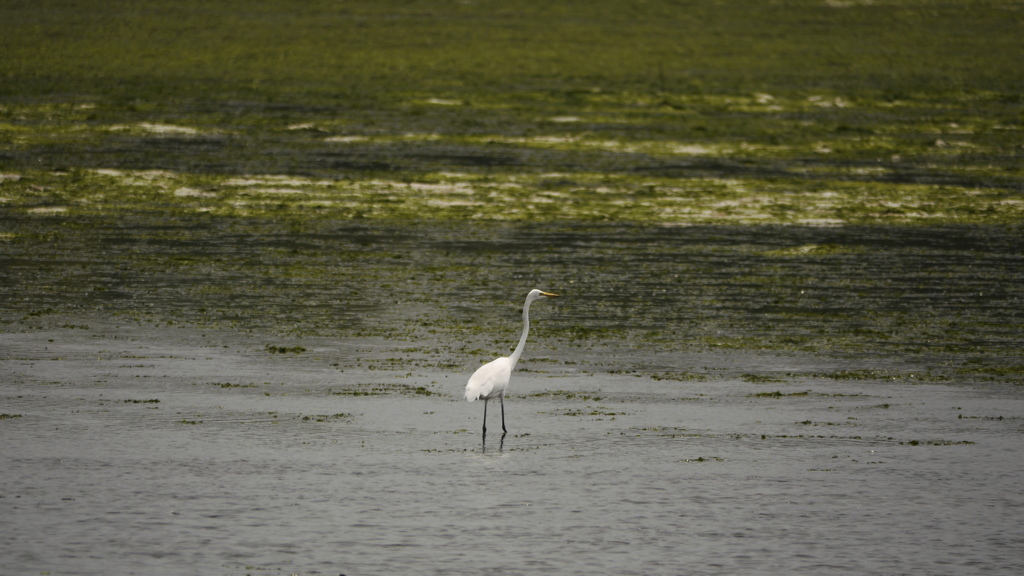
464;356;514;403
465;289;558;435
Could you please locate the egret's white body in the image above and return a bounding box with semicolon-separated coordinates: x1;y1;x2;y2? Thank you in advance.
464;356;515;403
465;289;558;435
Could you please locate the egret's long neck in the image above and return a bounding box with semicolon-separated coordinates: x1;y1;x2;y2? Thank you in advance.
508;298;533;369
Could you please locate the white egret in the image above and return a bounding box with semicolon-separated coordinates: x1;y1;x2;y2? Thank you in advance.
465;289;559;436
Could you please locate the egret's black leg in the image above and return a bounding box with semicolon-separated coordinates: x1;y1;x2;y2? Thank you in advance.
482;399;488;435
500;394;507;434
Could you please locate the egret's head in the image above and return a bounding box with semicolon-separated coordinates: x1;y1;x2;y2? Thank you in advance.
528;289;559;302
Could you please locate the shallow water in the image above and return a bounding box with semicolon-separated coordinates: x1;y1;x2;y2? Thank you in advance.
3;328;1023;576
2;223;1023;575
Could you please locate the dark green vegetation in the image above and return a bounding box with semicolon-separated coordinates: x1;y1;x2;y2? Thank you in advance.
752;391;811;399
266;345;307;354
301;413;352;422
5;0;1021;102
1;0;1021;225
1;1;1022;385
329;383;436;397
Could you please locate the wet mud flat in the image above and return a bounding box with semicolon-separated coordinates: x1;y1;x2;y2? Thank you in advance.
3;216;1022;364
2;321;1023;576
2;221;1023;575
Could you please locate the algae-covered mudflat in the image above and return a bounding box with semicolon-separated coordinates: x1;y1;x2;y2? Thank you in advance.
1;0;1022;228
2;1;1023;575
2;0;1022;366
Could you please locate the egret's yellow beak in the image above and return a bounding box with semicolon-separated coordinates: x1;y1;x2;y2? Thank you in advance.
541;291;559;297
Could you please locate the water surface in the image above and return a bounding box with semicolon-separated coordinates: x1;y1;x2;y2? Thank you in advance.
2;223;1022;575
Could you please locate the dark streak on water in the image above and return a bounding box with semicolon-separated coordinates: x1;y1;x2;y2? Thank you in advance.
2;222;1023;575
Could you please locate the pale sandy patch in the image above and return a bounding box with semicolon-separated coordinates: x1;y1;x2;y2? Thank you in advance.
245;188;307;195
670;144;715;155
404;182;475;194
325;135;370;143
426;199;484;207
797;218;846;226
91;168;125;177
108;123;202;136
808;96;850;108
425;98;463;106
174;187;216;198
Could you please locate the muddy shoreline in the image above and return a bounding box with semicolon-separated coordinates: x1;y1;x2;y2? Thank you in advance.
4;314;1023;575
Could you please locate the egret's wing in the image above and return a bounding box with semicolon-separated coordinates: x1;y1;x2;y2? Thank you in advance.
465;357;512;401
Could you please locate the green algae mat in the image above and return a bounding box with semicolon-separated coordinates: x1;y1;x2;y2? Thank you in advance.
2;0;1021;225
